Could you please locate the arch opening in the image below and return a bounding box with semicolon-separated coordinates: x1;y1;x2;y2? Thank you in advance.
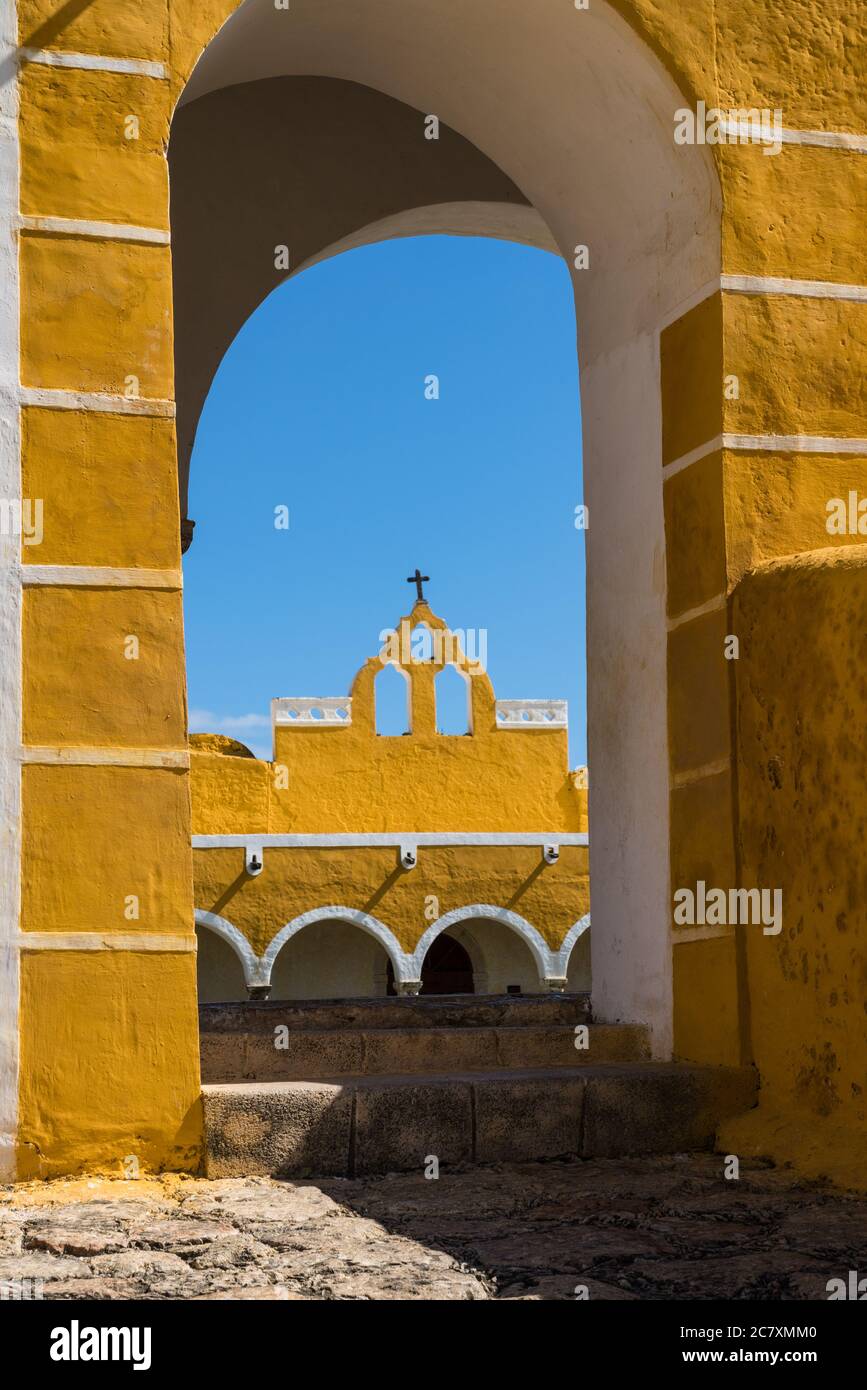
175;0;722;1052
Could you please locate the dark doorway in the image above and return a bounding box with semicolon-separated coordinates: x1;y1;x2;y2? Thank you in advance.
387;933;475;995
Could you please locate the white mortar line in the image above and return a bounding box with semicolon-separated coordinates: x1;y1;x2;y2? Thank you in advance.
19;214;170;245
19;386;175;417
20;747;189;769
721;273;867;302
192;832;590;849
22;565;182;589
667;592;727;632
17;933;195;952
19;48;167;79
671;758;731;790
0;0;21;1183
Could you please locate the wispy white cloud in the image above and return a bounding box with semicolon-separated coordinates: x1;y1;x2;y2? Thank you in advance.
188;709;271;760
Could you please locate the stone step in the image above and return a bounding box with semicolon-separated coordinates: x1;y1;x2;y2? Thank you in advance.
200;1023;648;1083
199;992;592;1035
201;1063;758;1178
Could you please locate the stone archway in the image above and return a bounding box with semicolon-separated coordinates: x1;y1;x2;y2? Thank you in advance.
169;1;721;1061
11;0;861;1182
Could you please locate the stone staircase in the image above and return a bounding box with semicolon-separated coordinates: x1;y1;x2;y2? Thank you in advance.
199;995;756;1178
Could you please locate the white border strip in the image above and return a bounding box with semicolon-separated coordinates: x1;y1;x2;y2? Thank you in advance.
23;565;182;589
19;215;169;246
19;48;167;79
722;273;867;303
17;933;194;952
662;435;723;479
20;747;189;769
672;757;731;790
664;432;867;479
718;119;867;155
0;0;21;1182
658;270;867;335
19;387;175;417
724;432;867;455
192;832;589;849
667;592;727;632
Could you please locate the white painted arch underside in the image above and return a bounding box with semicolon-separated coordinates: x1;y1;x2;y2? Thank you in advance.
194;906;591;992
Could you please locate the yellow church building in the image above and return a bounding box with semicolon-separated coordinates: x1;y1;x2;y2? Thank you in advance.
191;595;591;1006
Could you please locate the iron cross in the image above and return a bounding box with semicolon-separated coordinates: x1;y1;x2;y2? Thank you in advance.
407;568;430;602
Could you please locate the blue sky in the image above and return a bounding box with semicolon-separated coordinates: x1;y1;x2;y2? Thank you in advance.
184;234;587;764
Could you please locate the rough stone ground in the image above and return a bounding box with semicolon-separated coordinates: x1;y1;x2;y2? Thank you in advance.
2;1154;865;1300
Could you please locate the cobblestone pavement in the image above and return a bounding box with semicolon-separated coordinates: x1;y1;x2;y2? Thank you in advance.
2;1154;865;1300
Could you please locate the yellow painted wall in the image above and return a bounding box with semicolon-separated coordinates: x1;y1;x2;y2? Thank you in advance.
11;0;867;1183
717;548;867;1189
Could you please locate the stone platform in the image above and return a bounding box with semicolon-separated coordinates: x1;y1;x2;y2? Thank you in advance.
199;996;757;1178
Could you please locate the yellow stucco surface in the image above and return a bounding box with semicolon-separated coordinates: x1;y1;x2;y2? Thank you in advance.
23;587;186;749
20;234;173;398
18;951;200;1179
21;765;193;935
18;0;170;62
719;548;867;1187
20;64;169;227
21;408;180;569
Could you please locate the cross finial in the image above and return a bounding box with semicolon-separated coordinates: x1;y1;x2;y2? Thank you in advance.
406;568;430;603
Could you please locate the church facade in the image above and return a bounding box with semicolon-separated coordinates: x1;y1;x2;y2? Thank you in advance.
191;598;590;1005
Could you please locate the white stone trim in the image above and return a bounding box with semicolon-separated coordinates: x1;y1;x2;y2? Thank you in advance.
272;696;352;728
723;432;867;456
19;387;175;417
407;905;554;986
662;436;724;479
0;0;21;1182
671;757;731;790
195;910;261;986
548;912;593;980
23;565;182;589
192;831;589;849
664;431;867;480
20;746;189;769
18;932;194;952
666;592;727;632
717;119;867;155
658;272;867;338
19;48;167;79
19;215;170;245
721;273;867;303
495;699;568;729
656;278;721;332
261;908;409;989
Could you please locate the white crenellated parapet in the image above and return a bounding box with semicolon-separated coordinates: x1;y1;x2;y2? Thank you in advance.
272;697;352;728
495;699;567;729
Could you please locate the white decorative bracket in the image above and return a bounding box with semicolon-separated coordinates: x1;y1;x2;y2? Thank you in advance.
272;697;352;728
245;843;264;877
543;844;560;865
399;840;418;871
495;699;568;729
